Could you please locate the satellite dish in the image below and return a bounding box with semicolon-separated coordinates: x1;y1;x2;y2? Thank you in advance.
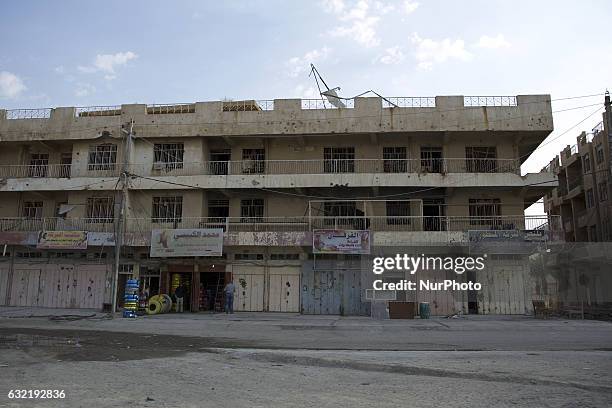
321;88;346;108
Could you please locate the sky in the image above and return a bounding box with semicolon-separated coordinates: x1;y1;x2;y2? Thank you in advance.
1;0;610;212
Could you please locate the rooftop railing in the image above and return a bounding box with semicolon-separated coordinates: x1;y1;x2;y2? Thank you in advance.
76;106;122;117
5;108;52;119
146;103;196;114
463;96;518;107
301;99;355;109
0;215;561;235
221;100;275;112
382;97;436;108
592;121;604;134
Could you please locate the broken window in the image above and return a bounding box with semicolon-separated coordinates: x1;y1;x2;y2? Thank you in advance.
596;145;605;164
241;149;265;174
86;197;115;223
22;201;43;219
324;147;355;173
28;153;49;177
465;146;497;172
386;201;411;225
88;144;117;171
469;198;502;227
322;201;361;227
599;182;608;202
152;196;183;223
240;199;264;222
420;147;443;173
582;153;591;173
383;147;408;173
153;143;184;170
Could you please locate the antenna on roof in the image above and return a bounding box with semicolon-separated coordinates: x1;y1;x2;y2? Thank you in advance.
308;64;398;108
309;64;345;108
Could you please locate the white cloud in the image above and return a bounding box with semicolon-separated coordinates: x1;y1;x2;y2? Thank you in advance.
77;51;138;79
322;0;401;48
376;46;405;64
476;34;511;49
403;0;419;14
54;66;64;74
285;47;331;78
410;33;472;70
75;83;95;97
0;71;26;99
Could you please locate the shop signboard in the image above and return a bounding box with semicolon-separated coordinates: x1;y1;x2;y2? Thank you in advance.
150;228;224;257
37;231;88;250
313;229;370;254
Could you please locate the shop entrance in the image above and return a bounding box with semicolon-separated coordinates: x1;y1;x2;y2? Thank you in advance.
199;272;227;312
170;272;192;312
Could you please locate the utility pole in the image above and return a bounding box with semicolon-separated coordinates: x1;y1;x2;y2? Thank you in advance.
111;119;134;315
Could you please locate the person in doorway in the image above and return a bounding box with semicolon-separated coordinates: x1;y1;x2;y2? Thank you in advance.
224;280;235;314
174;283;186;313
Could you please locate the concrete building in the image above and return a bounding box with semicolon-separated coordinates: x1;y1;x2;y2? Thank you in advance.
543;93;612;242
0;95;560;316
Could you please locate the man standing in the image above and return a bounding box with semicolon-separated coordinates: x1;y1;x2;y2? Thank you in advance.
174;283;185;313
224;280;235;314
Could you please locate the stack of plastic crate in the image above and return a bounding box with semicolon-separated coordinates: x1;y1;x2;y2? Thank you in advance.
123;279;139;318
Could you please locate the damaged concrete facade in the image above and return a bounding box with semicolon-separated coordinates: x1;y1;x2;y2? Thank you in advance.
0;95;560;315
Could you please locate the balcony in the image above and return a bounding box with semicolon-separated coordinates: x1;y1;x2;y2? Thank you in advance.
1;215;559;233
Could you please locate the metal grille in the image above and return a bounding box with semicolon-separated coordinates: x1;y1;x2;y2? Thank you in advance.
382;97;435;108
420;147;443;173
465;146;497;172
383;147;408;173
86;197;114;223
468;199;501;226
241;149;265;174
22;202;43;219
152;196;183;223
240;199;264;222
386;201;411;225
28;154;49;177
153;143;184;170
324;147;355;173
88;144;117;171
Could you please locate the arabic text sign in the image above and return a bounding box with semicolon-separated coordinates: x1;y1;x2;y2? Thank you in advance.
150;228;223;257
37;231;88;250
313;229;370;254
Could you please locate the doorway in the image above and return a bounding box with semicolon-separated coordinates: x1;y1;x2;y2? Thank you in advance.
170;273;192;312
199;272;227;312
423;199;446;231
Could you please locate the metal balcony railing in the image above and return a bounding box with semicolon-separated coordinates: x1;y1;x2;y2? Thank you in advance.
0;158;522;179
129;158;520;177
0;215;560;235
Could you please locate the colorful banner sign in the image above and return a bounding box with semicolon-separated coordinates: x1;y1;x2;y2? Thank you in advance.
313;229;370;254
37;231;88;250
150;228;224;257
